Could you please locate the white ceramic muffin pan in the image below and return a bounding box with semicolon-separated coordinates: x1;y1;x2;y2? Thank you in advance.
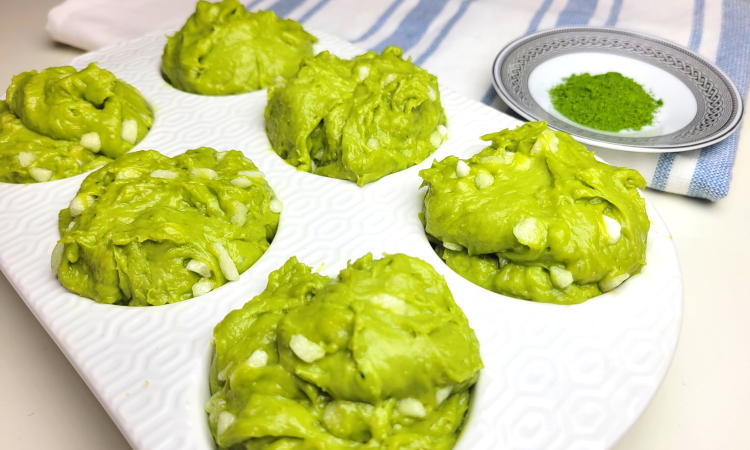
0;31;682;450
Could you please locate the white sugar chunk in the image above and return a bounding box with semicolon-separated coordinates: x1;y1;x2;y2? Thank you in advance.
204;391;225;411
358;65;370;80
67;221;75;230
550;266;574;289
428;85;437;101
51;242;65;273
192;277;213;297
367;138;379;149
121;119;138;144
238;170;264;178
513;217;546;247
215;151;228;162
443;242;464;252
530;137;542;155
69;197;85;216
217;362;233;381
29;168;53;182
115;168;141;180
430;130;443;148
323;403;338;428
397;398;426;418
602;214;621;244
80;132;101;152
213;243;239;281
474;171;494;189
217;411;236;436
247;349;268;368
436;386;452;405
290;334;325;363
270;199;283;213
600;274;630;292
69;195;94;217
17;152;35;167
515;155;531;171
455;160;470;178
504;152;516;164
231;201;248;227
384;73;397;84
191;168;219;180
455;181;470;193
230;177;251;187
530;129;559;155
436;124;448;138
369;293;407;315
544;129;559;152
186;259;212;278
208;198;224;215
150;169;178;180
590;197;603;204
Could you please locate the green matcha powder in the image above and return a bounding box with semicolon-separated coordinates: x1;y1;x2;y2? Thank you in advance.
550;72;663;132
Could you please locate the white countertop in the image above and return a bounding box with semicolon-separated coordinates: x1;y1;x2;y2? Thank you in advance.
1;1;749;449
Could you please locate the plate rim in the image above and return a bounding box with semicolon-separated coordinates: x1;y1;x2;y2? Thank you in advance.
491;26;745;153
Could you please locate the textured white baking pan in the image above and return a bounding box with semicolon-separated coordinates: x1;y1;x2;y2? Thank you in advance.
0;30;682;450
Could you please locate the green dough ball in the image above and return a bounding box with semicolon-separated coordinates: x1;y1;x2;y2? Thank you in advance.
265;46;447;186
0;101;111;184
54;148;279;306
6;63;153;159
162;0;317;95
420;121;649;305
206;253;482;449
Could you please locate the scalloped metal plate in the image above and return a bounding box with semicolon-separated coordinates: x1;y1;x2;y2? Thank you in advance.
0;30;682;450
492;27;744;152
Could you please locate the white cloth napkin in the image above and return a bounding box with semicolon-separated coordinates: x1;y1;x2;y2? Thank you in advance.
47;0;750;201
47;0;196;52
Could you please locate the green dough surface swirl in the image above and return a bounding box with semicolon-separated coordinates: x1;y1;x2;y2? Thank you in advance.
0;101;111;183
162;0;317;95
420;121;649;304
54;148;279;306
265;46;447;186
206;253;483;449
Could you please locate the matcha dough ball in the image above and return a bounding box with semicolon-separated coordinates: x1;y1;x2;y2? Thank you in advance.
420;121;649;305
206;253;482;449
265;46;447;186
162;0;317;95
6;63;153;159
0;101;110;183
53;148;280;306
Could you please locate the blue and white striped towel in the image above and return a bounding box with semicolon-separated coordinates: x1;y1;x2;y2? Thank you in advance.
47;0;750;200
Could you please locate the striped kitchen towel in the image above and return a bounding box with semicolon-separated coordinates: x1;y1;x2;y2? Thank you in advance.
47;0;749;200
